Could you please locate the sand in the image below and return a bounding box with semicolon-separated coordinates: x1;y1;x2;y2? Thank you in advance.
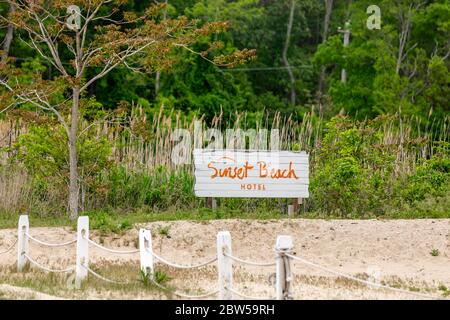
0;218;449;300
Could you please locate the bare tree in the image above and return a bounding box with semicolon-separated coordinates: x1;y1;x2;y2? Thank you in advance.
0;0;254;219
317;0;333;110
155;0;168;96
396;1;423;75
282;0;296;106
0;3;14;64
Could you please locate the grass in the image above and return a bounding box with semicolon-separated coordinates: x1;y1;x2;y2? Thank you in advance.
438;285;450;297
157;226;171;238
2;204;450;232
0;260;446;299
0;263;180;299
430;249;440;257
0;207;290;231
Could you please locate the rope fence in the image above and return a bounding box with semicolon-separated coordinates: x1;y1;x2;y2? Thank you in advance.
85;237;140;255
82;264;137;285
24;254;75;273
286;253;441;300
0;238;17;255
26;233;77;248
4;215;448;300
152;252;217;269
224;252;276;267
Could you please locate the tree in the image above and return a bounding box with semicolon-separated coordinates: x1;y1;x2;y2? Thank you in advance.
314;0;450;118
0;2;14;64
282;0;296;106
317;0;334;110
0;0;254;219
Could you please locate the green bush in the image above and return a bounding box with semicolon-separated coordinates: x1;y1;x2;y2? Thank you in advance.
10;124;111;213
307;116;450;218
92;165;197;211
402;145;450;204
310;117;395;217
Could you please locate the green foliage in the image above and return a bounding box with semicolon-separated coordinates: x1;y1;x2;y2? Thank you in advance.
1;0;450;221
85;210;133;235
153;270;171;285
402;146;450;203
11;124;112;212
430;249;440;257
94;165;197;211
15;124;111;179
310;116;450;217
314;0;450;119
157;226;171;238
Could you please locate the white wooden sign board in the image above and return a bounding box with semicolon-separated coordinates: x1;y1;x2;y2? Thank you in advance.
193;149;309;198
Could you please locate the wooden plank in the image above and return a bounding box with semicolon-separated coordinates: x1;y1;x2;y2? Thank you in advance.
194;177;309;184
194;163;309;170
194;168;309;178
195;184;309;191
194;158;309;166
193;149;308;156
195;190;309;198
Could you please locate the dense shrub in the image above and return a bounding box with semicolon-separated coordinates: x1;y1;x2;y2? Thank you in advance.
309;117;449;217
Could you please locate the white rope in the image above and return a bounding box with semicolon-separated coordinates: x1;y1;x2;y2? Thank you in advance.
227;287;276;300
24;254;75;273
82;265;137;285
286;254;443;300
150;277;219;299
153;252;217;269
83;264;218;298
26;233;77;247
0;238;17;255
86;237;139;254
223;252;276;267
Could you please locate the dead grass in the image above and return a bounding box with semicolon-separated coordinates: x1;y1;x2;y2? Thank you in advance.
0;261;443;300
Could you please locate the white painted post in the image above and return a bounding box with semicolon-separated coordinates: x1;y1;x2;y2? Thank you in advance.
275;235;294;300
139;229;154;277
288;205;294;218
17;215;29;272
217;231;233;300
75;216;89;288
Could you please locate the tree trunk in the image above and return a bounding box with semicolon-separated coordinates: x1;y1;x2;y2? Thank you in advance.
396;5;413;75
282;0;296;106
68;87;80;220
317;0;334;112
155;0;168;96
155;71;161;95
1;4;15;64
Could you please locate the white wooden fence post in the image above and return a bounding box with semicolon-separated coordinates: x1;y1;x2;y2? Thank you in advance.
75;216;89;288
139;228;154;277
17;215;29;272
276;235;294;300
217;231;233;300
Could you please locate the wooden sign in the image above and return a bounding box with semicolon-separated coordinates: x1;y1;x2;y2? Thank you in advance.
193;149;309;198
